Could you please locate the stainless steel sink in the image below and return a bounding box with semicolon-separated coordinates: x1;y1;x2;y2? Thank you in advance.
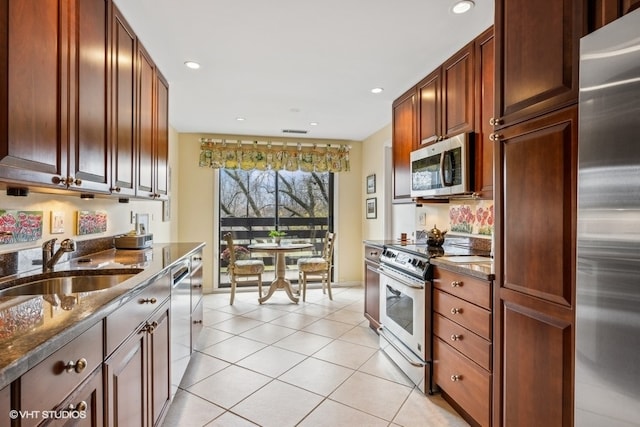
0;270;143;297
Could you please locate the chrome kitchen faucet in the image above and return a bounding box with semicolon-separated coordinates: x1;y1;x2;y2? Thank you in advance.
42;238;76;272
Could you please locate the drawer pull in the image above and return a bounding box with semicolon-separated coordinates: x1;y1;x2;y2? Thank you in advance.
142;321;159;334
451;374;462;382
450;281;462;287
450;308;462;315
192;284;203;289
192;319;203;324
67;400;88;412
450;334;462;341
64;358;88;374
139;297;157;304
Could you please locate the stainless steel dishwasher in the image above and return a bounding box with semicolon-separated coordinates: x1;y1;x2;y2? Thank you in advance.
170;260;191;398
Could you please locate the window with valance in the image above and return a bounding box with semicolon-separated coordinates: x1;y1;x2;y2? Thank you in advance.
199;139;350;173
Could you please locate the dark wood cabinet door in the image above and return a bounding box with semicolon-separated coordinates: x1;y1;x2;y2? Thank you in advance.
137;45;155;199
493;106;577;427
587;0;640;32
53;367;104;427
364;260;380;331
495;0;583;127
105;331;147;427
442;41;474;138
112;6;137;197
149;306;171;426
154;73;169;199
71;0;111;193
474;27;494;199
0;384;9;427
392;87;417;202
418;69;441;144
497;107;577;306
499;297;573;427
0;0;68;186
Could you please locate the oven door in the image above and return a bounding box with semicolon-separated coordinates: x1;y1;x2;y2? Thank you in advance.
378;266;427;360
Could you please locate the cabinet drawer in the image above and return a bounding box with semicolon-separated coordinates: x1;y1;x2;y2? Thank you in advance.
434;289;491;340
191;299;204;350
433;313;491;371
106;271;170;355
20;321;103;427
364;245;382;263
191;262;203;310
434;338;491;427
49;366;103;427
433;268;491;309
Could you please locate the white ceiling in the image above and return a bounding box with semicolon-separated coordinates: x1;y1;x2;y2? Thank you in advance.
113;0;494;141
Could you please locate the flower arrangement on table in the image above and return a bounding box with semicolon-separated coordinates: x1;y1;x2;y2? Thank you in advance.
220;245;250;262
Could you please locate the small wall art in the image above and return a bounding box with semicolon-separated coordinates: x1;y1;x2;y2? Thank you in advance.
0;210;43;244
366;198;377;219
449;201;494;236
50;211;65;234
76;210;108;235
366;174;376;194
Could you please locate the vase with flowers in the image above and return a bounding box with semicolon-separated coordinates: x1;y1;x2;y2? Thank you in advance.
268;230;286;245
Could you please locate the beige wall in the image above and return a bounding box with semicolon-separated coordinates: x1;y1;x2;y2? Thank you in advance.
176;132;364;291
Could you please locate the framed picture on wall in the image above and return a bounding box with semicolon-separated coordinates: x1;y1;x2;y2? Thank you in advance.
366;198;377;219
366;174;376;194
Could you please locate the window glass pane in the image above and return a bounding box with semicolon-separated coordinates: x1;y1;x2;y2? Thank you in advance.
219;169;333;287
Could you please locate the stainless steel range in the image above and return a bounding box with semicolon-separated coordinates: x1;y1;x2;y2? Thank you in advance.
378;245;432;394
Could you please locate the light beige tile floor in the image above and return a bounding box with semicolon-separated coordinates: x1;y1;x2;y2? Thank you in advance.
161;285;470;427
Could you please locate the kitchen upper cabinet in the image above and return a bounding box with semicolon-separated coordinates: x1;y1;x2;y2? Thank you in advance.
111;5;137;197
0;0;69;187
494;0;584;128
71;0;112;194
392;87;417;203
474;27;494;199
136;46;169;200
418;42;474;145
0;0;112;193
587;0;640;31
493;106;578;427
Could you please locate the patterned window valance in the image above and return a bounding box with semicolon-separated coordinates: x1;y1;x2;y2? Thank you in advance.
198;139;350;172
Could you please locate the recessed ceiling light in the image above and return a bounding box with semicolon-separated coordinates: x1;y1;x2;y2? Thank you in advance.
371;87;384;94
184;61;201;69
310;122;319;126
452;0;474;14
236;117;246;121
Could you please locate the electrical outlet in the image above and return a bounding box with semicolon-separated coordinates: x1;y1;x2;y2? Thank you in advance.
130;211;135;224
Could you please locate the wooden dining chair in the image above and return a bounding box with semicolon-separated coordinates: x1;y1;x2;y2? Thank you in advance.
223;233;264;305
297;231;336;302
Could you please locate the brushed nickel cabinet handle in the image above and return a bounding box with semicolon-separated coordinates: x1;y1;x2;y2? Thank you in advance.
139;297;157;304
64;357;88;374
451;281;462;287
451;308;462;315
451;374;462;382
451;334;462;341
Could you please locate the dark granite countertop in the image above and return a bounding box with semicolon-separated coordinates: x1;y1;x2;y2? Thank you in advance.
363;239;494;281
0;242;204;389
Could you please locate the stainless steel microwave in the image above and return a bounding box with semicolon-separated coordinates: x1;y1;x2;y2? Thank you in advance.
409;132;472;198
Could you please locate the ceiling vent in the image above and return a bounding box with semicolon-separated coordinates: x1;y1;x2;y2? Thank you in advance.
282;129;308;134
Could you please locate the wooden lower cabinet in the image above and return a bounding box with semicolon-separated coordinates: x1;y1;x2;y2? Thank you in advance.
432;266;492;426
105;299;171;427
1;384;10;427
434;339;491;427
49;366;104;427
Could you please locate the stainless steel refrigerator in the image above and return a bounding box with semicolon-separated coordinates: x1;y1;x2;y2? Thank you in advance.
576;9;640;427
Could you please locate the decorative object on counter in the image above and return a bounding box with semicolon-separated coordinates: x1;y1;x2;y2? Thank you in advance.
449;201;494;236
199;139;350;172
366;198;377;219
0;210;43;244
427;224;448;246
50;211;65;234
76;211;107;235
366;174;376;194
268;230;287;245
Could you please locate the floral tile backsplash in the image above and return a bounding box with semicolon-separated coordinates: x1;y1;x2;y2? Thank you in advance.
449;201;494;236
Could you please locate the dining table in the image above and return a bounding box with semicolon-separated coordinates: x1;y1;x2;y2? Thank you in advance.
248;242;313;304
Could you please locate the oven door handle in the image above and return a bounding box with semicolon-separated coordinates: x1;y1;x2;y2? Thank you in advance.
378;326;427;367
377;268;424;289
